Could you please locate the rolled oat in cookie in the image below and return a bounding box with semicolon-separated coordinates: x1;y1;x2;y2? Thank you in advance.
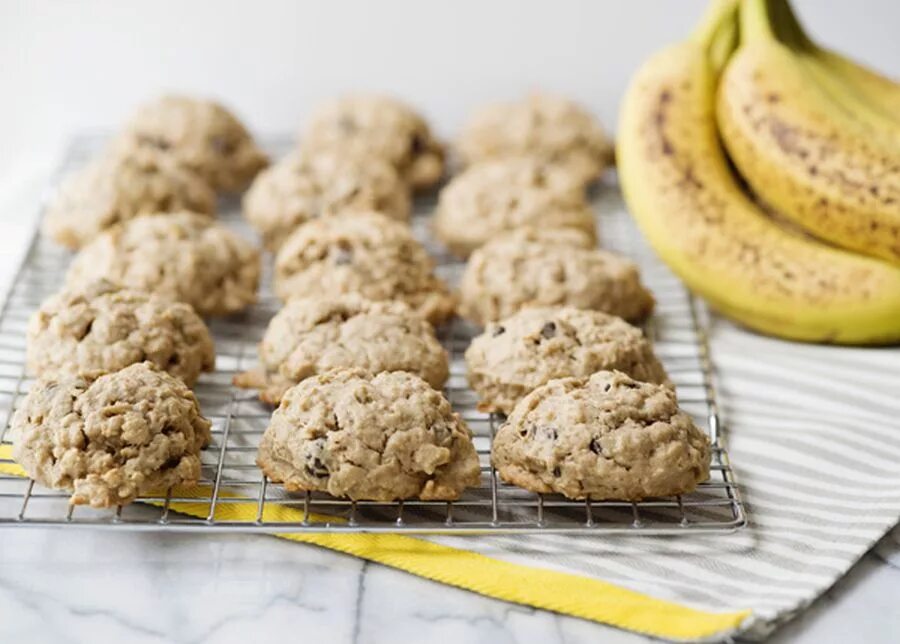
273;211;455;325
257;368;481;501
459;228;654;325
43;146;216;250
27;279;215;387
117;94;268;192
300;94;445;190
243;149;411;251
11;362;211;508
458;93;614;188
433;157;598;257
492;370;710;501
234;295;448;404
66;212;260;317
466;306;669;415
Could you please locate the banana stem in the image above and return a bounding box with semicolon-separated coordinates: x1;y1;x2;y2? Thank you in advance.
770;0;815;50
691;0;739;48
740;0;777;43
709;11;739;74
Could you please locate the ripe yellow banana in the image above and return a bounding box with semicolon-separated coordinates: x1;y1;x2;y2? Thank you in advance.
820;53;900;121
773;0;900;124
716;0;900;265
770;0;900;142
617;0;900;344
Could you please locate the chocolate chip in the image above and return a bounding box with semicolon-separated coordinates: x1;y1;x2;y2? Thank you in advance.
540;322;556;339
304;457;329;478
409;132;426;155
492;325;506;337
210;136;235;155
333;243;353;265
589;438;602;454
338;115;356;134
603;384;611;392
552;467;561;477
138;134;170;151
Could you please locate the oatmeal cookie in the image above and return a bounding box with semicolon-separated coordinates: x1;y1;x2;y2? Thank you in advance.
257;368;481;501
234;295;448;404
243;150;411;250
11;362;211;508
466;306;669;414
273;211;455;324
458;93;614;187
433;157;597;257
27;279;214;386
43;147;215;249
118;94;268;192
492;370;710;500
66;212;260;317
459;228;654;324
301;94;444;190
66;212;260;315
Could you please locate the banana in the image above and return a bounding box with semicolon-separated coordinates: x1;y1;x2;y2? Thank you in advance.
821;54;900;121
716;0;900;265
617;0;900;344
770;0;900;141
773;0;900;123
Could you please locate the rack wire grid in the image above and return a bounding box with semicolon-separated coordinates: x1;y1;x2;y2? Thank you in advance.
0;135;745;534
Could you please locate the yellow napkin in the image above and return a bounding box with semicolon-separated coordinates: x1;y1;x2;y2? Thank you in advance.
0;444;749;641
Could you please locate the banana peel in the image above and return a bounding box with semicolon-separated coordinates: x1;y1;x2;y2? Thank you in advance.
617;0;900;344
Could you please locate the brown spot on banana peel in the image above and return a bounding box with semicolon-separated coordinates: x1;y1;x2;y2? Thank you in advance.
718;61;900;263
654;89;675;157
637;95;893;308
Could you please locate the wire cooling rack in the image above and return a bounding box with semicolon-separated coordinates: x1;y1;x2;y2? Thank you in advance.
0;136;745;534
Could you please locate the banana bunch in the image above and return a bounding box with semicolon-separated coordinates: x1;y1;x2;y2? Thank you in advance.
617;0;900;344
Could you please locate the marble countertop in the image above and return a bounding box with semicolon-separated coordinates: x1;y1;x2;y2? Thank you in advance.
0;526;897;643
0;173;897;644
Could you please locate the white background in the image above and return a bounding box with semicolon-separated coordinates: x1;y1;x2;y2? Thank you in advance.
1;0;899;182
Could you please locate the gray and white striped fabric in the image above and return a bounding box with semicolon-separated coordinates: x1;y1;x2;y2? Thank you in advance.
431;317;900;640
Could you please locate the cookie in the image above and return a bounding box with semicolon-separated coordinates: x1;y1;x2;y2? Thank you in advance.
66;212;260;317
459;228;654;324
11;362;211;508
243;150;411;250
466;306;669;415
273;211;455;324
118;94;268;192
234;295;448;404
257;368;481;501
492;370;710;500
301;94;444;190
433;157;598;257
458;93;614;187
27;279;215;387
43;147;216;249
